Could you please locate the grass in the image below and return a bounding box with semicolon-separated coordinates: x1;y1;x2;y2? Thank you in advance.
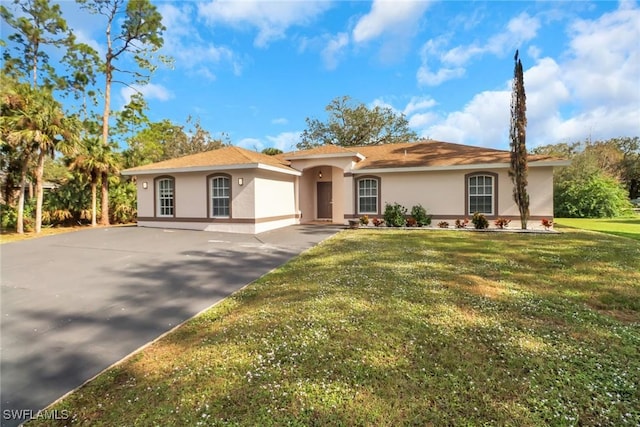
0;224;134;244
554;216;640;241
30;229;639;426
0;226;85;244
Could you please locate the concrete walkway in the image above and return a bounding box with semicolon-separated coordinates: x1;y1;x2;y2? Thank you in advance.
0;225;341;426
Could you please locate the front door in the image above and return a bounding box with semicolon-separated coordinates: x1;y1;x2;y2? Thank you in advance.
317;182;332;219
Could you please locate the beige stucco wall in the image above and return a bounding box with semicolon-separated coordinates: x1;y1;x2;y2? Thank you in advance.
352;167;554;219
175;172;207;218
330;167;345;222
231;171;256;219
366;170;464;216
298;169;315;222
297;165;345;222
134;171;256;219
136;177;155;217
254;171;296;219
132;162;555;233
288;157;356;173
343;174;354;221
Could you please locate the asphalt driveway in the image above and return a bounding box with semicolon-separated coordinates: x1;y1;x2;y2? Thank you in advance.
0;224;341;426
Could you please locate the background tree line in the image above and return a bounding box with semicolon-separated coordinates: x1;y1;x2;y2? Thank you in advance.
0;0;228;233
532;137;639;217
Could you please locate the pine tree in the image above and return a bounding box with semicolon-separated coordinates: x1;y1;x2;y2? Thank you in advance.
509;50;530;229
78;0;166;225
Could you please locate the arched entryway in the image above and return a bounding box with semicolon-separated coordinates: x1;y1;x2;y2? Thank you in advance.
297;165;345;223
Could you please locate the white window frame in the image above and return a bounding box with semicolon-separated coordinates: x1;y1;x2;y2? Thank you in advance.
156;177;174;217
358;178;379;215
468;174;494;215
210;176;230;218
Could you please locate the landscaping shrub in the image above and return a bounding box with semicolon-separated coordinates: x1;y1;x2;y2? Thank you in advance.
372;217;384;227
555;171;633;218
438;221;449;228
0;203;18;230
359;215;369;226
455;218;469;228
43;177;91;226
109;180;137;224
1;200;35;231
406;217;417;227
410;204;431;226
494;217;511;229
471;212;489;229
383;202;407;227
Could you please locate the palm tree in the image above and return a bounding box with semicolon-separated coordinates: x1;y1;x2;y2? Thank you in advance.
1;78;39;233
69;137;119;226
33;92;79;232
1;84;79;233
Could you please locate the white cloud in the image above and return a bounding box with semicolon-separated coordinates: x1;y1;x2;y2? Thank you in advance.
416;37;465;86
198;0;331;47
524;3;640;145
418;12;540;87
70;29;103;57
527;45;542;60
266;131;302;152
321;32;349;70
408;112;439;129
236;131;301;152
370;98;399;113
422;90;511;147
403;96;438;127
120;83;172;106
442;12;541;67
158;3;242;79
352;0;432;43
271;117;288;125
404;96;437;115
352;0;432;63
564;4;640;108
416;60;465;86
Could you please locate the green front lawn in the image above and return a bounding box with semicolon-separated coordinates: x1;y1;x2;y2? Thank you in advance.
32;230;639;426
554;216;640;241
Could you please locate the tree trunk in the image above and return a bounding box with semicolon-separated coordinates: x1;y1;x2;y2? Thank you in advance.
15;156;30;234
100;82;111;225
34;150;46;233
100;171;109;226
91;180;97;227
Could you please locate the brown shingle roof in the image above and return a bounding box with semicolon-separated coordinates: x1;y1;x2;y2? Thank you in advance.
289;140;557;169
123;146;295;173
283;140;558;170
281;144;361;158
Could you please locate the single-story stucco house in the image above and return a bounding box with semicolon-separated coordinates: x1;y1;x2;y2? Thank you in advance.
121;140;568;234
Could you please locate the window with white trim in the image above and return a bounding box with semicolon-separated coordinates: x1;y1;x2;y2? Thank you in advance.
157;177;174;217
468;174;494;215
210;176;230;217
358;178;378;214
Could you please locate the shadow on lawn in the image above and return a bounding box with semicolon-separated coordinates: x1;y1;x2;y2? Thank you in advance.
24;228;640;426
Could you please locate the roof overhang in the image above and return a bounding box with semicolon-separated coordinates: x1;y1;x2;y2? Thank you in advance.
121;163;302;177
284;152;366;161
352;160;570;174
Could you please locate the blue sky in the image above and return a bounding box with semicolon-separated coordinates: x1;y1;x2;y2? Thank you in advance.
59;0;640;152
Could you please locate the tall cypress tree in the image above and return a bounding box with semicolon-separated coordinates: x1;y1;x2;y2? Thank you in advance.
509;50;529;229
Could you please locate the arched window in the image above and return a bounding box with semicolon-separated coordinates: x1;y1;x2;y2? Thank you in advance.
357;177;380;215
210;175;231;218
155;176;175;217
466;173;497;216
